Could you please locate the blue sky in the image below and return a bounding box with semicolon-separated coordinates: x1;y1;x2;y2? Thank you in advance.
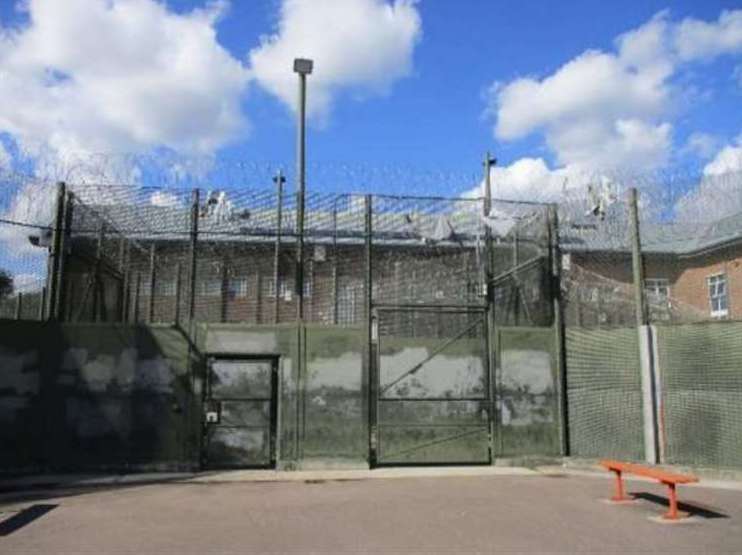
182;0;742;175
0;0;741;198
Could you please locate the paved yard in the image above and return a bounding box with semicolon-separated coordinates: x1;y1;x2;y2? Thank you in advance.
1;472;741;553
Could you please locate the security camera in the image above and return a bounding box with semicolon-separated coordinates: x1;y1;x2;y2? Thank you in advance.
28;228;53;248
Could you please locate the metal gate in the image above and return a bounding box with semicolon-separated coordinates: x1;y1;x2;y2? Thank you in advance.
203;356;278;469
373;307;492;465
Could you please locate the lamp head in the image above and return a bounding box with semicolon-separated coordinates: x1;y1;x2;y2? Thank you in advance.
293;58;314;75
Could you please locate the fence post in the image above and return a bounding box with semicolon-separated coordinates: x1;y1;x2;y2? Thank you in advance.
365;194;376;467
629;188;647;328
38;287;46;320
188;189;199;324
133;272;141;323
548;204;569;456
147;243;156;323
89;221;105;322
120;241;131;323
629;188;660;464
47;182;66;320
332;204;339;325
15;292;22;320
174;263;182;325
483;152;498;462
273;171;284;325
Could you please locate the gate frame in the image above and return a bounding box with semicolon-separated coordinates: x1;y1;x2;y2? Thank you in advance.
202;353;280;470
369;305;493;467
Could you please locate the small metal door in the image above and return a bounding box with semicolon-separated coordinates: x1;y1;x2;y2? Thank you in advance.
203;356;278;469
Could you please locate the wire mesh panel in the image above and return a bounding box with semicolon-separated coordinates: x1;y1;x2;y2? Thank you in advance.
0;175;56;321
489;200;553;327
376;308;490;464
371;195;485;308
559;190;637;328
0;220;47;320
656;322;742;468
566;327;644;460
304;193;366;326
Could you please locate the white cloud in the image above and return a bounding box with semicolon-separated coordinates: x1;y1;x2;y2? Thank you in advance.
681;132;719;159
248;0;421;119
466;157;605;203
674;10;742;62
703;136;742;176
0;0;249;163
488;10;742;172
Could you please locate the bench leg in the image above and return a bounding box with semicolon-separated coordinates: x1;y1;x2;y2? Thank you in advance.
611;470;629;502
663;483;679;520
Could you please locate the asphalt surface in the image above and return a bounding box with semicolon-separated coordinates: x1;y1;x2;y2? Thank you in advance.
1;473;740;553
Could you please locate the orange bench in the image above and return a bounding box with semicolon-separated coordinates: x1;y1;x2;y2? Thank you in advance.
600;459;699;520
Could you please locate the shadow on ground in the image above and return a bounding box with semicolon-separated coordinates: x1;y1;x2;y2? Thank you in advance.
630;491;729;519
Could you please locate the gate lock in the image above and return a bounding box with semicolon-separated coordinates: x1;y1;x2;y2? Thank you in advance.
205;400;221;424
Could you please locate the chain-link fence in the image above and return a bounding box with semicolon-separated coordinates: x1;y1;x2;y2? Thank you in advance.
2;163;742;469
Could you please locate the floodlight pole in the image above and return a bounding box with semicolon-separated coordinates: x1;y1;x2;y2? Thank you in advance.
293;58;313;462
294;58;312;322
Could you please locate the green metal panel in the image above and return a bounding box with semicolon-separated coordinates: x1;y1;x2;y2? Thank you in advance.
302;326;366;461
657;322;742;468
566;327;644;460
375;310;490;465
497;327;560;456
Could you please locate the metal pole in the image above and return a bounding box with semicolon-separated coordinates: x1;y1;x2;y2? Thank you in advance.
296;71;307;323
629;188;647;327
629;187;660;463
47;182;66;320
293;60;312;463
332;203;339;325
273;170;285;325
38;287;46;320
15;292;22;320
56;191;73;321
483;152;498;462
365;194;376;467
549;204;569;456
148;243;156;323
133;272;141;323
121;242;131;323
91;221;105;322
188;189;200;323
220;259;228;323
174;263;182;325
512;229;520;325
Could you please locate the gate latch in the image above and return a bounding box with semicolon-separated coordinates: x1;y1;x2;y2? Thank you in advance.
205;400;221;424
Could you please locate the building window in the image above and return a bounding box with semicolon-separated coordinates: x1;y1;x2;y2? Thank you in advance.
645;278;669;304
198;279;222;297
139;280;152;297
227;278;248;299
155;280;176;297
707;273;729;318
337;280;361;325
267;276;311;299
268;277;288;299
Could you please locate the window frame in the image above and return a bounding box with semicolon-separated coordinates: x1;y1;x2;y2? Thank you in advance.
644;277;670;304
707;272;729;318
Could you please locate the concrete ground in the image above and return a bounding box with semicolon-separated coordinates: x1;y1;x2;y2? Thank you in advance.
1;469;741;553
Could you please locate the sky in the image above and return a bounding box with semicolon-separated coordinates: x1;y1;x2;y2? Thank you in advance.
0;0;741;199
